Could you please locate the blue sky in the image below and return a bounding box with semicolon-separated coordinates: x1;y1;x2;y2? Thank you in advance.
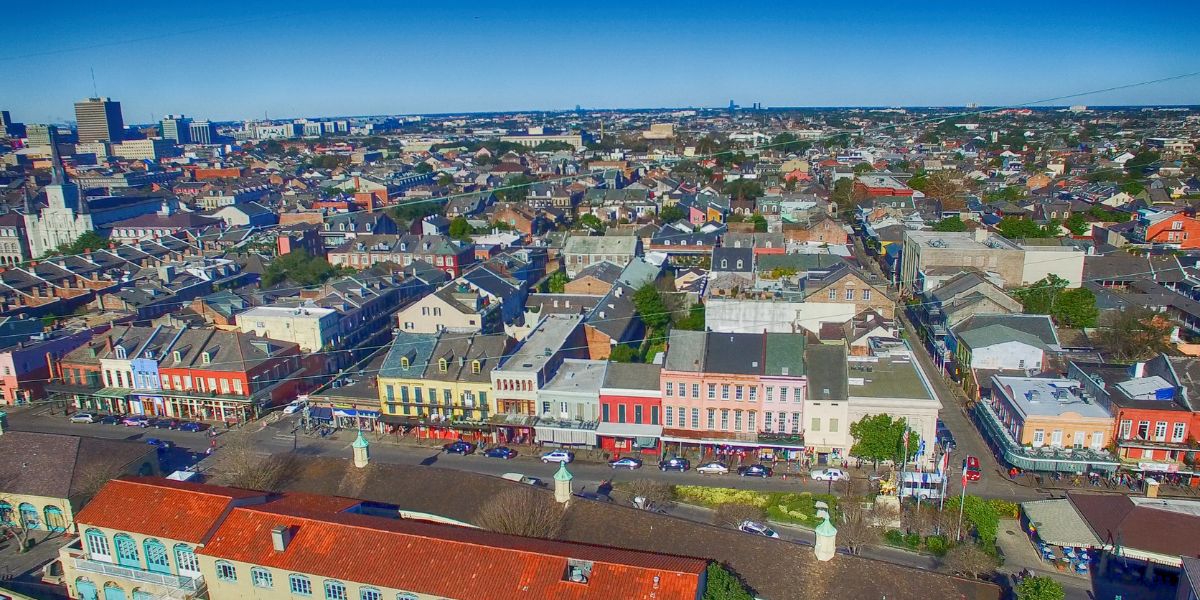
4;1;1199;123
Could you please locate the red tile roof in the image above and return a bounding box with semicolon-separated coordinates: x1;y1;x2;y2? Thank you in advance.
74;477;266;544
200;500;706;600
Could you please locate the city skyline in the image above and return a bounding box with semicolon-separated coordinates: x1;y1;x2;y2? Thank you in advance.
4;1;1199;123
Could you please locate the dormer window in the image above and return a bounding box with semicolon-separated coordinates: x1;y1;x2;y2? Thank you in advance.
114;345;127;360
400;357;410;369
173;350;183;362
202;351;213;364
472;360;482;374
438;358;448;373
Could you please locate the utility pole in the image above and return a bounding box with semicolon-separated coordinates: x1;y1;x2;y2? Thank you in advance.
956;460;968;542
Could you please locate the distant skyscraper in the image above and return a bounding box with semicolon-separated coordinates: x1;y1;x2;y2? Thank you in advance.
189;120;217;145
0;111;10;128
160;114;192;144
74;97;125;143
25;123;59;148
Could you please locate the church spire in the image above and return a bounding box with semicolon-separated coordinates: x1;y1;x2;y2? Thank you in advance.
22;181;34;214
49;141;66;186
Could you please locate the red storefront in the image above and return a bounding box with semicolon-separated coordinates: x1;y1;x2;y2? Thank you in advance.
598;364;663;455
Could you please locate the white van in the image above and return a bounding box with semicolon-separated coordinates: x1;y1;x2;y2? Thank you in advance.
898;472;944;500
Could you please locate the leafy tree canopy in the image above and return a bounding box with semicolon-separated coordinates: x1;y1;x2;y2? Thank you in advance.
849;414;920;469
1015;576;1065;600
448;216;473;241
633;284;672;331
660;205;687;223
702;564;754;600
1014;274;1098;328
262;250;339;287
932;216;968;232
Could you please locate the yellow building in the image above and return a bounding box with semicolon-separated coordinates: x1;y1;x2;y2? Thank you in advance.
0;432;156;538
377;332;510;440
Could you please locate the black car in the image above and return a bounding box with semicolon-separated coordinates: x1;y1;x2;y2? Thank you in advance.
658;457;691;472
442;441;476;455
97;414;122;425
737;464;774;478
484;446;517;459
148;418;178;429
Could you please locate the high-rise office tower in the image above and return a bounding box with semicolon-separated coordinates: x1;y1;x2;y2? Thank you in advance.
25;124;59;148
74;97;124;143
0;111;10;128
189;120;217;145
160;114;192;144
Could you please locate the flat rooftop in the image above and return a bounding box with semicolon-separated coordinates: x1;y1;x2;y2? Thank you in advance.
848;356;931;400
542;359;608;395
905;230;1021;251
239;305;338;318
499;314;581;373
994;376;1112;419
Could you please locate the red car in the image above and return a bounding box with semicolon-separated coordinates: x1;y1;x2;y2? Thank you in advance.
964;456;982;482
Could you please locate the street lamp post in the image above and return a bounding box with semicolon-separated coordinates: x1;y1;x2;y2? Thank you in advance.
956;461;968;542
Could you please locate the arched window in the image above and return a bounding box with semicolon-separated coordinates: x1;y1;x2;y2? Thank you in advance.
84;529;110;559
397;594;418;600
43;505;65;532
289;574;313;596
17;502;39;529
324;580;347;600
399;357;409;369
143;539;170;574
214;560;237;582
736;259;744;269
174;544;198;575
112;534;140;568
102;582;125;600
75;577;98;600
250;567;273;588
721;259;727;268
359;588;382;600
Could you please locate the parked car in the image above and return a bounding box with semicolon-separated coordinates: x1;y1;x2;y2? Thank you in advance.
964;456;982;482
658;457;691;472
541;450;574;464
177;421;207;432
937;430;957;452
69;412;97;424
148;418;179;429
695;461;729;475
484;446;517;459
810;468;849;481
739;520;780;538
737;464;773;478
97;414;122;425
500;472;544;487
283;400;306;415
608;457;643;470
122;416;149;427
442;441;476;455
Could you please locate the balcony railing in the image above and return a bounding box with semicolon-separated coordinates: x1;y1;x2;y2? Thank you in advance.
72;556;203;593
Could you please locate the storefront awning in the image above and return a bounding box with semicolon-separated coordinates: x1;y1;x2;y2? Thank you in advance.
94;387;133;399
1021;499;1102;549
535;425;597;446
333;409;380;419
308;407;333;421
974;403;1120;473
595;422;663;438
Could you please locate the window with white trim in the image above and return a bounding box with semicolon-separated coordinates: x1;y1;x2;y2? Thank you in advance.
1173;422;1186;443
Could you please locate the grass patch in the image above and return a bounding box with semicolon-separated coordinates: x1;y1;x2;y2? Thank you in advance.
675;485;839;526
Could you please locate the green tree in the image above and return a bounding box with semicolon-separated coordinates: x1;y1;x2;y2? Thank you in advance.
944;495;1000;546
44;231;111;258
849;414;920;470
1120;180;1145;196
1125;150;1160;175
608;344;640;363
633;284;672;331
723;179;764;201
498;175;535;203
750;213;767;233
997;217;1051;239
413;162;433;174
533;141;576;152
1064;213;1089;236
1014;275;1098;328
437;173;454;187
578;214;606;233
449;216;473;241
675;304;705;331
1088;206;1131;222
852;162;873;175
702;563;753;600
660;204;687;223
985;186;1025;203
261;250;337;287
831;178;854;210
932;216;968;232
544;271;569;294
907;170;929;191
1015;576;1065;600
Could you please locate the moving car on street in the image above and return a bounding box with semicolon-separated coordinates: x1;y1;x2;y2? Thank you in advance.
737;464;773;478
484;446;517;459
122;415;149;427
442;441;476;455
608;457;643;470
177;421;208;432
964;456;982;481
658;457;691;472
696;461;729;475
739;520;780;538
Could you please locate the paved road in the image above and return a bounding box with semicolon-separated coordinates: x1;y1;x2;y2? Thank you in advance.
897;313;1044;502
